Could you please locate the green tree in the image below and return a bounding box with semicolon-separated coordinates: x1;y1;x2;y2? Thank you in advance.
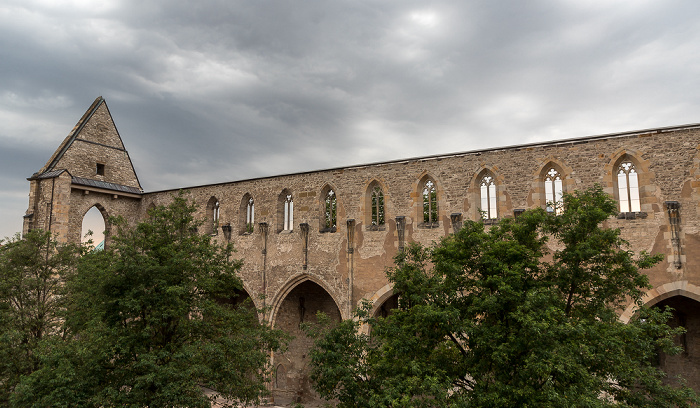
308;186;699;407
12;194;284;407
0;230;83;405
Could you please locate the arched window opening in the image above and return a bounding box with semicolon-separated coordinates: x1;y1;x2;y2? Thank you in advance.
206;197;220;235
480;174;497;220
544;168;564;215
371;186;385;228
246;197;254;233
324;189;337;231
283;194;294;231
81;206;106;250
422;179;438;225
617;161;641;213
276;364;287;390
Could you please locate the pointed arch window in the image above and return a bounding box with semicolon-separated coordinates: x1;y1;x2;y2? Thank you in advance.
544;168;563;215
246;197;254;233
422;179;438;225
206;197;220;235
617;161;641;213
324;189;337;230
371;186;385;227
283;194;294;231
480;175;497;220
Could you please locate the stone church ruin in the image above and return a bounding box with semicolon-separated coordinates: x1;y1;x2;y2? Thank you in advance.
23;97;700;399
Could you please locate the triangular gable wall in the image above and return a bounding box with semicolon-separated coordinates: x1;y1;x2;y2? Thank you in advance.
37;97;142;190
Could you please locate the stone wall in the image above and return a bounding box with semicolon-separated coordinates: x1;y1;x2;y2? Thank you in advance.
23;98;700;399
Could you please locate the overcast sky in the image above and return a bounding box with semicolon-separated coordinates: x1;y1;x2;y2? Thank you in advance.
2;0;700;239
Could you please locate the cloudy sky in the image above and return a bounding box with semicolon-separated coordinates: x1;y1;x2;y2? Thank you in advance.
2;0;700;239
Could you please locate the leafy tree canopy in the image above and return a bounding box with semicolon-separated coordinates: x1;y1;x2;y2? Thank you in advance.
0;230;84;405
308;186;699;407
11;194;284;408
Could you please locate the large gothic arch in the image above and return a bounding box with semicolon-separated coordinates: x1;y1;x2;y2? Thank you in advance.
269;273;346;326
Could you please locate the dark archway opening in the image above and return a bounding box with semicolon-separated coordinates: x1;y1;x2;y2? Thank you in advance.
653;296;700;391
273;280;341;402
373;293;399;319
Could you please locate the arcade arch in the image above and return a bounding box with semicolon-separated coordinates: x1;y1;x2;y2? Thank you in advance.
270;277;342;399
620;282;700;391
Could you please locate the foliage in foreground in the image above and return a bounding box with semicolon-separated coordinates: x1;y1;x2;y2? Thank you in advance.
8;195;284;408
308;186;699;407
0;230;84;405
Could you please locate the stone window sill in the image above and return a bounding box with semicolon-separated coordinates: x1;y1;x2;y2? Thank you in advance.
366;225;386;231
616;212;647;220
418;222;440;229
482;218;499;225
320;227;337;233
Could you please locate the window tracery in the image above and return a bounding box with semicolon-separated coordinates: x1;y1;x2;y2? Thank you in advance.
544;167;563;215
617;161;641;213
283;194;294;231
422;179;438;225
324;189;337;231
480;174;497;220
246;197;254;233
371;186;385;228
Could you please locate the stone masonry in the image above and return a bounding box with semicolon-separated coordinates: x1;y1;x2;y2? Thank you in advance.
24;97;700;400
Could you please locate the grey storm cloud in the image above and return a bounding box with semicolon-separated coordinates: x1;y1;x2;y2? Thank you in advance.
2;0;700;237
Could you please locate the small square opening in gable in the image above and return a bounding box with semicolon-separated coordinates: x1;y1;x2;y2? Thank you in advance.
96;163;105;176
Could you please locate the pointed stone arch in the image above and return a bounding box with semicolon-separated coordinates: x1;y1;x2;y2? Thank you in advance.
531;158;575;213
620;282;700;390
80;203;109;248
218;283;261;323
240;193;254;235
269;274;343;399
319;183;338;233
363;178;388;230
277;189;294;232
269;273;346;326
620;281;700;323
414;172;442;228
469;167;505;221
604;149;657;215
361;283;400;335
205;196;220;235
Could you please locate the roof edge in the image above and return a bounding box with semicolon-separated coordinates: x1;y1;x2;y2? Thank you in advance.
144;121;700;195
41;96;105;174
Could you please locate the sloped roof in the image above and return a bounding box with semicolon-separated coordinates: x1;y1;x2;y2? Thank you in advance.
72;176;142;195
40;96;105;175
32;169;67;179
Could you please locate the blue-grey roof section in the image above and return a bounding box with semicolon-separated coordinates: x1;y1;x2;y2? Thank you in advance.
32;169;67;179
72;176;142;194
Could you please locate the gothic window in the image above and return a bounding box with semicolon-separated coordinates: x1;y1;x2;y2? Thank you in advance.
544;167;563;215
422;179;438;225
206;197;220;235
480;174;497;220
283;193;294;231
81;205;106;250
246;197;254;233
324;189;337;231
371;186;385;227
617;161;641;213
